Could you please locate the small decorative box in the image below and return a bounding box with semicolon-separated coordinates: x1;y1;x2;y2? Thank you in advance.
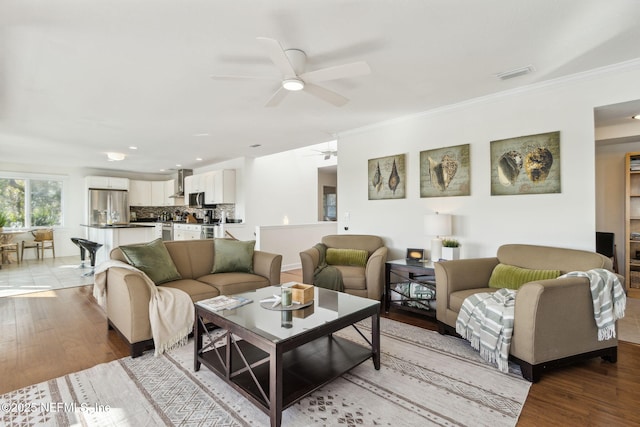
291;283;314;304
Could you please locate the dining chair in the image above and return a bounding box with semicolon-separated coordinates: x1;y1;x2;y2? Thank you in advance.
21;229;56;260
0;242;20;267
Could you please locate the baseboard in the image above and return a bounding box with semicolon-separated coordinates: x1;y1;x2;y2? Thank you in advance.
281;262;302;271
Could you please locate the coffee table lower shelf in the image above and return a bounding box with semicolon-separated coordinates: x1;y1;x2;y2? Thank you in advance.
197;334;372;411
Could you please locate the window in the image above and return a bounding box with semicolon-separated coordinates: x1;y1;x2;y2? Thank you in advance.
0;175;63;227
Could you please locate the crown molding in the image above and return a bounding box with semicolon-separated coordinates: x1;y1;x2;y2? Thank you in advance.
339;57;640;138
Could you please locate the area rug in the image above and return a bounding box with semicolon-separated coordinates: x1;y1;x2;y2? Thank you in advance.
1;318;531;426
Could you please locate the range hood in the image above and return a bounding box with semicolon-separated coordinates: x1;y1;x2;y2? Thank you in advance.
170;169;193;198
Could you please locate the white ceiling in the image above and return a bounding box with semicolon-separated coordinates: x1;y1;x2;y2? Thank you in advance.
2;0;640;175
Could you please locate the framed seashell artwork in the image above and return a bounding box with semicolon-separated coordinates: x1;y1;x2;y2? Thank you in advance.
420;144;471;198
490;131;561;195
368;154;406;200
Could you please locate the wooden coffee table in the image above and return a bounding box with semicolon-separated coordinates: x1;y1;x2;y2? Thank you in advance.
194;285;380;427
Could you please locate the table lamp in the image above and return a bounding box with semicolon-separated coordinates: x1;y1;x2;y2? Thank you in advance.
425;212;452;261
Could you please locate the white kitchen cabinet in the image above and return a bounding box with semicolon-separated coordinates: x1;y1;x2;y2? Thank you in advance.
86;176;130;190
151;181;165;206
207;170;236;204
164;179;181;206
173;223;202;240
185;174;206;193
203;172;216;204
183;175;193;203
129;180;152;206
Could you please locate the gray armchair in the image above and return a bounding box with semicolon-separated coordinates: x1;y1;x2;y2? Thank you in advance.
300;234;388;300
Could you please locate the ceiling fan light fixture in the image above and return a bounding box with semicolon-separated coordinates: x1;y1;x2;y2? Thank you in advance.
282;78;305;91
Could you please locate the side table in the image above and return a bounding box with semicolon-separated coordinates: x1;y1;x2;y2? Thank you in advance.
385;259;436;317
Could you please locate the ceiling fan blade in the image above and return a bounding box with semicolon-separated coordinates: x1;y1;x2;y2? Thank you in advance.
264;87;289;108
303;83;349;107
256;37;297;78
211;74;275;80
300;61;371;83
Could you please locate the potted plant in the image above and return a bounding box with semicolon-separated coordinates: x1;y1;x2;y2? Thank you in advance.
441;238;460;260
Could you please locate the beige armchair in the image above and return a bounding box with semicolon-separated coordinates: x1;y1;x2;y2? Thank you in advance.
435;244;619;382
300;234;388;300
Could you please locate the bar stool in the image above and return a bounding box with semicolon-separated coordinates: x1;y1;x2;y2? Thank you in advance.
71;237;87;268
76;238;103;276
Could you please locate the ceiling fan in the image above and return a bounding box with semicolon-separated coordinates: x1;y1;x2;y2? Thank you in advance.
312;147;338;160
211;37;371;107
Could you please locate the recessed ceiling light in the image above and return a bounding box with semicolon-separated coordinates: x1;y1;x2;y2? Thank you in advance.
176;164;182;167
160;169;165;172
196;157;202;161
128;146;138;150
282;78;305;91
194;133;210;137
632;115;640;120
106;152;125;161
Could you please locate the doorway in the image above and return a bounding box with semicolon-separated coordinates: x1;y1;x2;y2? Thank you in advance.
318;166;337;221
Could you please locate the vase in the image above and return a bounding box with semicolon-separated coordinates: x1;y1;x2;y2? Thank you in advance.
441;247;460;260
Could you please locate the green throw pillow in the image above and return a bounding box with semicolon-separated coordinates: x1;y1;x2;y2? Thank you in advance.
326;248;368;267
119;238;182;285
211;238;255;274
488;263;560;290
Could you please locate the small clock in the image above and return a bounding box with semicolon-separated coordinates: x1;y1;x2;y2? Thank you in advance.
406;248;424;262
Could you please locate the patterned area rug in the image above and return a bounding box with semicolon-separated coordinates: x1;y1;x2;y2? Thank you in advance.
1;318;531;426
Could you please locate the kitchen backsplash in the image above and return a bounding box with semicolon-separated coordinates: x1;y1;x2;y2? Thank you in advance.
131;204;236;222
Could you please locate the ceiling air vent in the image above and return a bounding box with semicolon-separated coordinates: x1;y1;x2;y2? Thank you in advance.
496;65;535;81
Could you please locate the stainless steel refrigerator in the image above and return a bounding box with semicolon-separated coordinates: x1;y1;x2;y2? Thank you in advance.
88;189;129;225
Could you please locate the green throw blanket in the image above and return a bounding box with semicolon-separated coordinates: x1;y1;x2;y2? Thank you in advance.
313;243;344;292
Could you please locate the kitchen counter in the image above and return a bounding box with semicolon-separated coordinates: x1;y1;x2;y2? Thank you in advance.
81;223;159;265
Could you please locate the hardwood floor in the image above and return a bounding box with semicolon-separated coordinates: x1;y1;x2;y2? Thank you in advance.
2;270;639;426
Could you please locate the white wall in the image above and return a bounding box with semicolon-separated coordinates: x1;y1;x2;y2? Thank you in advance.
256;222;338;270
337;61;640;261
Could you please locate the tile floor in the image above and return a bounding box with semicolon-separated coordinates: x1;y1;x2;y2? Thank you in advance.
2;257;639;344
0;255;94;298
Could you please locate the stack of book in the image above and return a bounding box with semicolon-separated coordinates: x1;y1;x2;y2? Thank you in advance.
197;295;252;311
631;158;640;171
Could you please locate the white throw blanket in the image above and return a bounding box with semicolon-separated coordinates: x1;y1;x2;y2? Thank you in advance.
456;288;516;373
93;260;194;356
559;268;626;340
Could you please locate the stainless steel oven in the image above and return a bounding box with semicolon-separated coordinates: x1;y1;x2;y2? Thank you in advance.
162;222;174;241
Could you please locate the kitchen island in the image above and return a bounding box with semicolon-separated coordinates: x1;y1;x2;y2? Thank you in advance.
81;223;160;265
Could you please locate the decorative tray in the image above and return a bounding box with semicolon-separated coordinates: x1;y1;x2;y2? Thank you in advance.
260;300;314;311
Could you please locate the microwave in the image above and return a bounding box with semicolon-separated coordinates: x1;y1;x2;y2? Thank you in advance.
188;192;205;208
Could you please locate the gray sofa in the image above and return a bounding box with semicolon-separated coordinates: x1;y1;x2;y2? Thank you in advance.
435;243;620;382
104;239;282;357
